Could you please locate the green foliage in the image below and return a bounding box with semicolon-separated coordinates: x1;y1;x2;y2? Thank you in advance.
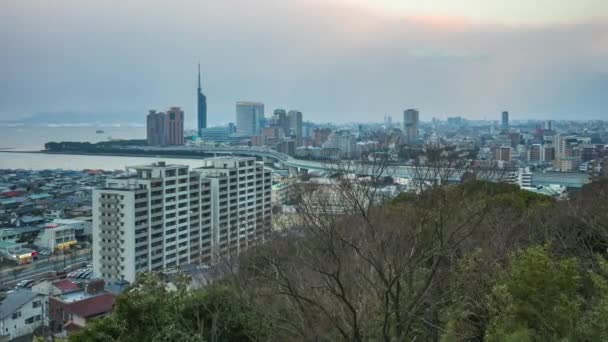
68;272;269;342
68;178;608;341
485;246;608;342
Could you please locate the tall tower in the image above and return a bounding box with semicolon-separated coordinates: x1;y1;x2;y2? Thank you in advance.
403;109;419;143
197;63;207;136
501;111;509;130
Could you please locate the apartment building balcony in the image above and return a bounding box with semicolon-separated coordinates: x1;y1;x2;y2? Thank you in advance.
101;216;119;223
99;223;119;231
100;250;119;258
104;241;120;249
99;207;119;214
100;266;119;276
100;198;119;205
99;233;118;240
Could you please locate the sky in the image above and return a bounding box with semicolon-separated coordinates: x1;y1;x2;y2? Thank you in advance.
1;0;607;127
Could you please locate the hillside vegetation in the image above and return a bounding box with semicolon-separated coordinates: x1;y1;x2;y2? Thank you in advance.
68;179;608;341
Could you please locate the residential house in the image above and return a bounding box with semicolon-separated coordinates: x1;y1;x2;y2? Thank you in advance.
0;290;45;341
49;281;115;336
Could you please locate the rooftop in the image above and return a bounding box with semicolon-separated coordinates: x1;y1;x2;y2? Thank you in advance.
59;292;115;318
52;279;80;294
0;289;42;319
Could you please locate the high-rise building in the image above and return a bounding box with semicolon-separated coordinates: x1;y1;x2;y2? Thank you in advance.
197;64;207;136
501;111;509;130
236;102;264;136
529;144;542;162
273;109;289;136
492;146;512;162
403;109;419;143
554;134;567;159
147;110;166;146
92;157;272;283
288;110;303;145
544;145;556;162
146;107;184;146
166;107;185;146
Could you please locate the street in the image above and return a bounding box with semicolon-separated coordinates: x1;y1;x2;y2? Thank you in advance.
0;250;92;287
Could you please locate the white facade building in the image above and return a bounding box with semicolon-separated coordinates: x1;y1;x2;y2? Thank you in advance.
35;225;77;251
92;158;271;283
0;290;45;341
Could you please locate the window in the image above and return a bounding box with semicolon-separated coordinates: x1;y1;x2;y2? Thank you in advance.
25;317;34;324
32;300;41;308
12;311;21;319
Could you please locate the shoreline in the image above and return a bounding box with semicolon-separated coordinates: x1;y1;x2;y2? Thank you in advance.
0;150;214;160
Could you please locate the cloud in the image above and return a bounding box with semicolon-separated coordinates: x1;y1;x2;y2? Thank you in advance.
0;0;606;124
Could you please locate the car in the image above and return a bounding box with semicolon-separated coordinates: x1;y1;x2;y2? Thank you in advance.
15;280;30;288
72;270;85;278
78;270;92;279
16;280;35;288
70;270;82;278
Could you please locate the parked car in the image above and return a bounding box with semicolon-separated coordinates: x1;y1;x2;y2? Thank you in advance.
16;279;35;288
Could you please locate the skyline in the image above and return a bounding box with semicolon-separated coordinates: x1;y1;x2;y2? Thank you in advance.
1;0;607;125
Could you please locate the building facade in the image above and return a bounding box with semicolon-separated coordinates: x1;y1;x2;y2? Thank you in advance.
146;107;185;146
197;64;207;136
0;290;45;341
403;109;419;143
236;102;264;136
92;158;271;283
501;111;509;130
287;110;303;144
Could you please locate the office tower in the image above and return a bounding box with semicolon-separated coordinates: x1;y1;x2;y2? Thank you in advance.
147;110;166;146
403;109;419;143
501;111;509;130
197;64;207;136
92;157;272;283
288;110;303;144
146;107;184;146
543;120;553;131
236;102;264;136
273;109;289;136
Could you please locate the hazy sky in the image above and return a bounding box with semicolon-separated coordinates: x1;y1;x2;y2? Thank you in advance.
1;0;607;127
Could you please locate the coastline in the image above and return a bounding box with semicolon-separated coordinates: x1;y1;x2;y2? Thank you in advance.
0;149;214;160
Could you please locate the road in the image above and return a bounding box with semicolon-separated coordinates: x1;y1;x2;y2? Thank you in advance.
0;252;92;287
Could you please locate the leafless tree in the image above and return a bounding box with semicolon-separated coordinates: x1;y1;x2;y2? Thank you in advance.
234;148;515;341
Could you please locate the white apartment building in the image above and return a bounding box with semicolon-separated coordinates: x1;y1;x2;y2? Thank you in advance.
92;158;271;283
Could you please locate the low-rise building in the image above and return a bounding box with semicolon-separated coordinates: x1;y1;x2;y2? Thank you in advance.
49;281;115;336
35;224;77;252
0;241;35;265
0;289;45;341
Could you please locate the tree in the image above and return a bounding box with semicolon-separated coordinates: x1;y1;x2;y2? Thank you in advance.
68;272;269;342
485;245;608;341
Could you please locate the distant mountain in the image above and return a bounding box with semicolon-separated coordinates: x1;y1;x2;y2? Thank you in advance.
1;111;143;125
